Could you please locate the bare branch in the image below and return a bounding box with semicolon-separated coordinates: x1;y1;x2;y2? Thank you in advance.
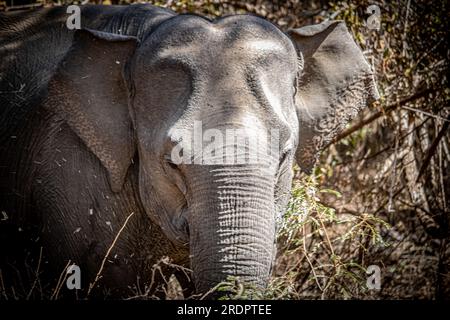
329;87;437;146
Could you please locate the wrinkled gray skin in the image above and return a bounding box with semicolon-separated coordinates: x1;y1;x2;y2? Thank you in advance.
0;4;378;297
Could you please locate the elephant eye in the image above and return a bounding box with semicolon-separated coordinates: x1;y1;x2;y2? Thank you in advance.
167;161;178;170
163;155;187;195
293;76;298;98
164;155;179;170
280;148;291;166
275;148;291;178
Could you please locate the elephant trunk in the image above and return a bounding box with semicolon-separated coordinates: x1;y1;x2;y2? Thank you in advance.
186;165;276;294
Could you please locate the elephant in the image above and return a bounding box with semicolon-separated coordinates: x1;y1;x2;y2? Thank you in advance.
0;4;379;298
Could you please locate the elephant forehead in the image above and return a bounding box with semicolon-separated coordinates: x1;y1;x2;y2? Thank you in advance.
139;14;295;65
155;38;288;63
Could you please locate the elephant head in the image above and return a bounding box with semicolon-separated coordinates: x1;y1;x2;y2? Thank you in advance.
45;15;378;294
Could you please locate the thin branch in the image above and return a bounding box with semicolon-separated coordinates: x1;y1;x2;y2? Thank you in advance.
402;105;450;122
416;117;450;181
26;246;43;300
334;116;431;167
302;225;323;292
3;3;44;11
329;87;437;146
87;211;135;297
0;269;7;300
50;260;71;300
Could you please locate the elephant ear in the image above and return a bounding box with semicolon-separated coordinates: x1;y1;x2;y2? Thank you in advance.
46;29;138;192
287;20;379;173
